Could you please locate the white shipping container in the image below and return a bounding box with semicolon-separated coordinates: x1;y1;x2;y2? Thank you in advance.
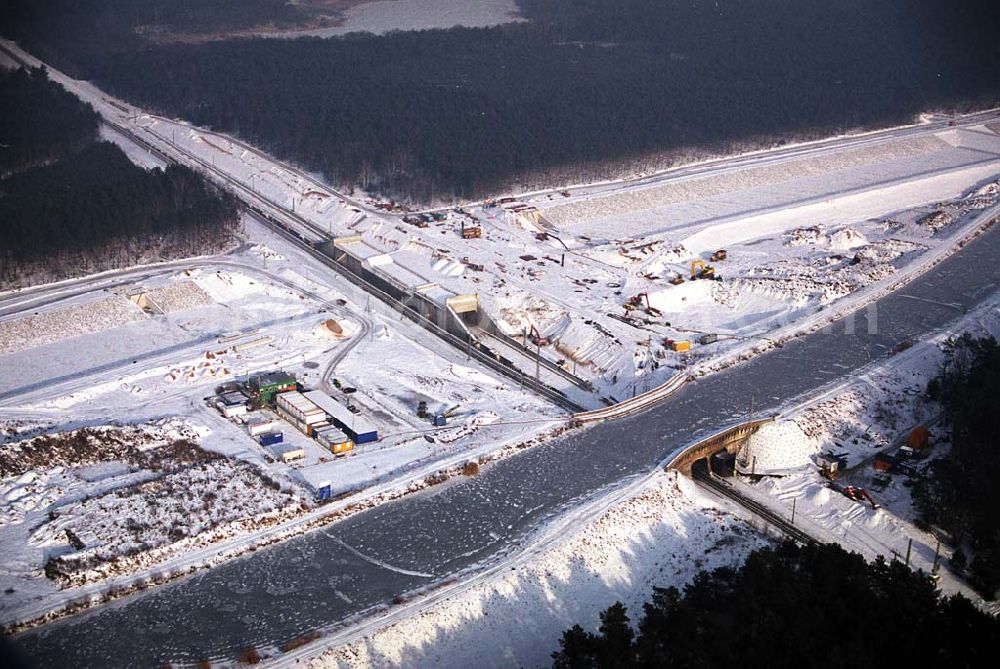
248;419;280;436
277;391;325;423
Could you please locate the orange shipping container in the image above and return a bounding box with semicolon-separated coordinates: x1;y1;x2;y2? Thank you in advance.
908;425;930;450
873;456;893;472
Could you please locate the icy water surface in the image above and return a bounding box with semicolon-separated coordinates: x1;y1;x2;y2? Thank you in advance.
16;220;1000;667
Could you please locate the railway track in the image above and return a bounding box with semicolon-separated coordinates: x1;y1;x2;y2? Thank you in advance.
692;463;818;546
89;113;588;412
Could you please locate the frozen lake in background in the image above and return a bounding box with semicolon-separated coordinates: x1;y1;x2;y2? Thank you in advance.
276;0;524;38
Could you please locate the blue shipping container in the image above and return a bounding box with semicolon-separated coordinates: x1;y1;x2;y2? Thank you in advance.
353;429;379;444
258;431;284;446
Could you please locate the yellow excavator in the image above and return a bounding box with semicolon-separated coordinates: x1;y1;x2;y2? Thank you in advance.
690;259;717;280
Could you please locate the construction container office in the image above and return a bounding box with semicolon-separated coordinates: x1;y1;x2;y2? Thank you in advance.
304;390;379;444
243;411;281;436
248;371;298;405
315;426;354;455
276;391;328;436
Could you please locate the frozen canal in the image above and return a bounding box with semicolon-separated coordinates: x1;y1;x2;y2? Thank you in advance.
15;219;1000;667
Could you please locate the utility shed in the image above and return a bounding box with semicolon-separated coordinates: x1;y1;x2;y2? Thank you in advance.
297;470;333;501
248;371;298;405
304;390;379;444
216;391;250;418
270;443;305;463
244;411;280;436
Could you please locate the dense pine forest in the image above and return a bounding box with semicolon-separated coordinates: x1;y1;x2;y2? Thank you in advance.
915;335;1000;598
552;542;999;668
3;1;999;202
0;68;239;288
0;67;99;177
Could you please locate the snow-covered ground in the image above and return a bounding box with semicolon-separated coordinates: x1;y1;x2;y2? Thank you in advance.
0;420;304;615
275;0;523;38
287;293;1000;669
0;49;19;70
98;125;166;170
298;472;770;669
723;292;1000;608
0;213;565;630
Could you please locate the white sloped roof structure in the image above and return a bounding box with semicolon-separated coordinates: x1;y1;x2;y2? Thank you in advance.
736;421;814;475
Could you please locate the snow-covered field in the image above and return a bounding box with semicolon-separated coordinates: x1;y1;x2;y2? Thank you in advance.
0;419;306;618
301;472;770;669
277;0;523;38
2;422;305;588
0;295;146;355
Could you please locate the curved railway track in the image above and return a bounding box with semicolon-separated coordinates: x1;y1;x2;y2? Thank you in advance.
692;461;818;546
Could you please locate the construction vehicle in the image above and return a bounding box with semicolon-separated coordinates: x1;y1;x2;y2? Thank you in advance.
841;485;881;509
460;221;482;239
710;249;728;262
818;452;848;479
626;292;662;317
431;404;461;426
528;325;549;347
690;259;717;280
417;401;428;419
461;256;484;271
664;338;691;352
669;275;685;286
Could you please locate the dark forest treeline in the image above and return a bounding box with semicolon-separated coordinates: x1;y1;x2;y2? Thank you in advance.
0;67;99;177
0;69;239;288
915;335;1000;598
552;542;999;669
0;0;310;75
1;142;239;276
5;1;1000;202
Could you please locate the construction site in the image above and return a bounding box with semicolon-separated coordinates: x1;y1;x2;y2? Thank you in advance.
3;36;1000;667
